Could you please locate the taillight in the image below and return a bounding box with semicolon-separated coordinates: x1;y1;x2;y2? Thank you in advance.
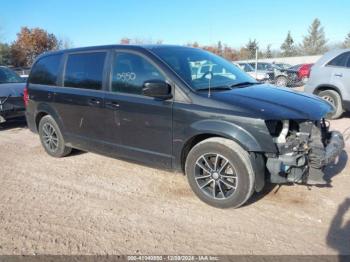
23;86;29;107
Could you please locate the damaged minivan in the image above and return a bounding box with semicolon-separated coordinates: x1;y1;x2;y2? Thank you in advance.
25;45;344;208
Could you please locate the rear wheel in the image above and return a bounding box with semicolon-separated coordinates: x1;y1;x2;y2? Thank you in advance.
318;90;343;119
185;137;255;209
275;76;288;87
38;115;71;157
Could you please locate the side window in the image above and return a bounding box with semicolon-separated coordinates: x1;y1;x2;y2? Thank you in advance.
347;55;350;68
29;54;62;85
327;52;350;67
64;52;106;90
111;52;165;95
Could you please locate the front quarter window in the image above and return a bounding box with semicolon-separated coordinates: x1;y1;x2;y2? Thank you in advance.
151;47;256;91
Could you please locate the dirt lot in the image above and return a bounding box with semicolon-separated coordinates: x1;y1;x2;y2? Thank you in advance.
0;115;349;255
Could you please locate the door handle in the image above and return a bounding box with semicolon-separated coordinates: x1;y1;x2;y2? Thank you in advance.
334;73;343;77
105;101;120;110
88;98;101;106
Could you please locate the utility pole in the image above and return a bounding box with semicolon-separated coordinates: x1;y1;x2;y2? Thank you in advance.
255;48;258;79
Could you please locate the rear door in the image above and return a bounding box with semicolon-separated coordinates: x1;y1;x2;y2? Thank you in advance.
54;51;109;150
328;52;350;99
104;50;173;168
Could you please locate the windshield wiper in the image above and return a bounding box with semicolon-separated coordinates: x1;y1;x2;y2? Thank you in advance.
196;86;232;91
230;82;261;88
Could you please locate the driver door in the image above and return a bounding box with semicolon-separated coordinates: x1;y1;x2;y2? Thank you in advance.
104;50;173;168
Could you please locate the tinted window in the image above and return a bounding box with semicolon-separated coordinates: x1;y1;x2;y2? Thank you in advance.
29;54;62;85
0;67;24;84
328;52;350;67
111;52;165;95
64;52;106;90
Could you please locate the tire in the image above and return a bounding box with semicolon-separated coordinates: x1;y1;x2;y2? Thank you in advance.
185;137;255;209
38;115;72;157
275;76;288;87
318;90;343;119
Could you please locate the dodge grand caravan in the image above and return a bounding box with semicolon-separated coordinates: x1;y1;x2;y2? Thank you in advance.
25;45;344;208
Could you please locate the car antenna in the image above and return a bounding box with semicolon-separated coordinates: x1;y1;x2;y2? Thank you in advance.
208;71;212;98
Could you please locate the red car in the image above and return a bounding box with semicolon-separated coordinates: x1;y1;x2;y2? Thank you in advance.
290;63;313;83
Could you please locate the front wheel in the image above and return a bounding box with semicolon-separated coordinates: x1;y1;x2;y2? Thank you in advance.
185;137;255;209
38;115;72;157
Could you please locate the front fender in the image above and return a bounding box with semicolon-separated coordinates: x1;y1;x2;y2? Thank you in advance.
190;119;263;152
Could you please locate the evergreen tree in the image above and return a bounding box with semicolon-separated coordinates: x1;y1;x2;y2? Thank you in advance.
281;31;296;57
245;39;258;59
0;43;11;65
300;18;327;55
343;32;350;48
217;41;223;56
265;44;272;58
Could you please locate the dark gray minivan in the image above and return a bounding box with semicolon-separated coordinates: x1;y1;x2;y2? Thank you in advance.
25;45;344;208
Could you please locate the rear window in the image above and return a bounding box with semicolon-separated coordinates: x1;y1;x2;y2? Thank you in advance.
327;52;350;67
29;54;62;85
64;52;106;90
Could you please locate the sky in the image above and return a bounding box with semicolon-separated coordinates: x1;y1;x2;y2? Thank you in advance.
0;0;349;50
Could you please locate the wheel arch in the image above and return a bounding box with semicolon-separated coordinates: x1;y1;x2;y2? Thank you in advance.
34;103;64;133
180;133;266;193
179;120;263;172
313;84;343;98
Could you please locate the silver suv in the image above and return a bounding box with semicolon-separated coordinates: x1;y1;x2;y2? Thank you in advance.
305;49;350;119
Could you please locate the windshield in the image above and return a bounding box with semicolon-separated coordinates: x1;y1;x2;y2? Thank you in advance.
151;47;256;91
0;67;24;84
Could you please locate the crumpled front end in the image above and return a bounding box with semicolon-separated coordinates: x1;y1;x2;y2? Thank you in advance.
0;96;25;123
265;119;344;185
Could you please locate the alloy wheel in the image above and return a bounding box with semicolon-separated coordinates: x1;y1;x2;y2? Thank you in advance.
194;153;238;199
42;122;59;152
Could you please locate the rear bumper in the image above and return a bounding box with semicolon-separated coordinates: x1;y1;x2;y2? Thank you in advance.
0;108;25;123
0;96;25;123
25;111;37;133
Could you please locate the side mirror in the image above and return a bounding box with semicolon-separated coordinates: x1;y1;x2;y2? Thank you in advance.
142;80;172;100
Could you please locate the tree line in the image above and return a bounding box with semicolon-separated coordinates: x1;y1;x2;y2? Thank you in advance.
0;27;71;67
184;19;350;61
1;18;350;67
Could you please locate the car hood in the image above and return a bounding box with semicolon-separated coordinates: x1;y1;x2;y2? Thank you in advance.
204;84;333;120
0;83;25;97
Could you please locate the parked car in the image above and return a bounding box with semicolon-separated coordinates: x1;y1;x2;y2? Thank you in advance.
275;63;292;70
0;66;26;123
248;62;299;87
25;45;344;208
235;62;272;82
290;63;313;84
12;67;31;81
305;49;350;119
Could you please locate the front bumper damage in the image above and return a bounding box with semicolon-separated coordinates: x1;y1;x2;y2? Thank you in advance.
266;119;345;185
0;96;25;123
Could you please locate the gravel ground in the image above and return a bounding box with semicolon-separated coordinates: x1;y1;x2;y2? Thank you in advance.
0;114;349;255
